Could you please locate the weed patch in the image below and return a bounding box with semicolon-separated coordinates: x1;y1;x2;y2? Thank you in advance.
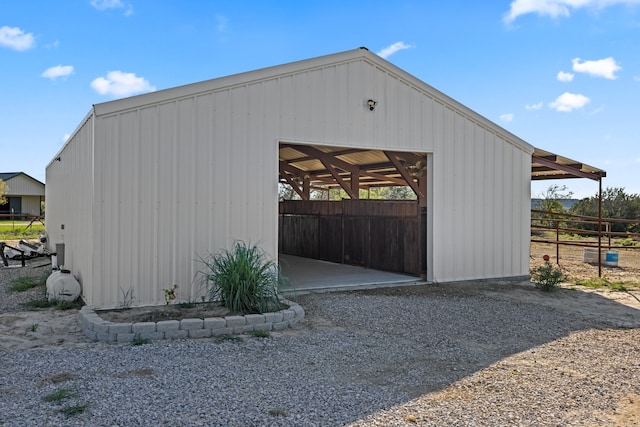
58;403;89;417
42;387;76;402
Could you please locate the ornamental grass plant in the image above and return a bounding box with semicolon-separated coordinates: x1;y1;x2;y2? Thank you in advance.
200;242;284;314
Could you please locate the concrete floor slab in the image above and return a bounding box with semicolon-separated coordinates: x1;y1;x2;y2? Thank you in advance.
279;254;423;294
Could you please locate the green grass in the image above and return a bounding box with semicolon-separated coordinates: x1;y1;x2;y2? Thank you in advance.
42;387;76;402
21;296;83;311
132;336;151;346
0;220;45;241
573;277;634;291
214;334;243;343
249;329;270;338
58;403;89;417
9;276;41;292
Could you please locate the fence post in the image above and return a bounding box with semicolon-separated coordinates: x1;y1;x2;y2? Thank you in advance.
556;220;560;265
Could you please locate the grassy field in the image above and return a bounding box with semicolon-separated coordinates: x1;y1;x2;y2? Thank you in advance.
0;220;45;241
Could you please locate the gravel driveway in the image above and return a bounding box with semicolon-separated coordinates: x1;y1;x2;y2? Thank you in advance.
1;263;640;426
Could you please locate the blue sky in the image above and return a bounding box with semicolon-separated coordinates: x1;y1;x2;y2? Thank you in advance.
1;0;638;199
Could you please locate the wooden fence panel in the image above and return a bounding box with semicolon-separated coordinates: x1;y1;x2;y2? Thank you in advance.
279;200;422;276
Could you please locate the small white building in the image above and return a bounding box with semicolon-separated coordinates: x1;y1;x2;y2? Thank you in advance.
0;172;45;218
46;48;538;309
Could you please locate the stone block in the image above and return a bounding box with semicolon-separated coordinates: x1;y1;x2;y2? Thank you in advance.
253;323;272;332
156;320;180;332
272;321;290;331
164;329;189;339
281;309;295;320
84;330;98;341
263;312;283;323
108;323;133;335
244;314;265;325
292;304;305;317
139;331;165;341
116;333;135;343
289;318;302;327
92;321;112;334
210;327;234;336
180;318;204;330
204;317;226;329
233;325;254;334
132;322;156;334
225;316;246;327
189;329;212;339
96;332;116;342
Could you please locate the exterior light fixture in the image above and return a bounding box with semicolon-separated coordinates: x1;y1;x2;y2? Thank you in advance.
367;99;378;111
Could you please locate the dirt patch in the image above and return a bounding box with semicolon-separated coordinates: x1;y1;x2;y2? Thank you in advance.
97;303;232;323
531;241;640;283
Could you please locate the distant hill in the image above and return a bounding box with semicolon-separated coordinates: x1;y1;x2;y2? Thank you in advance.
531;199;579;210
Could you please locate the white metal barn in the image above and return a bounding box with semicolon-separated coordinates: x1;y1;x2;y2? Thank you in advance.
46;48;535;309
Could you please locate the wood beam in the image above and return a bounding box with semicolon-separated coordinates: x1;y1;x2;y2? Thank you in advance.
532;155;603;181
279;172;308;200
384;151;425;199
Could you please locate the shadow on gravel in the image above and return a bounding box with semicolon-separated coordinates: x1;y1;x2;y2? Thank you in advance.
291;281;640;420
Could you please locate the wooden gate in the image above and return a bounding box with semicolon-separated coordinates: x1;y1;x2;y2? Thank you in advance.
279;200;425;276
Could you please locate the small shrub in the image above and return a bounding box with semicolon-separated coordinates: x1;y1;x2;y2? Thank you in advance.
162;284;179;305
200;242;284;314
530;261;565;292
30;323;39;332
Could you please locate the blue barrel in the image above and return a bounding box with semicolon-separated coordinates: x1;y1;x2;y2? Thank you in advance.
605;251;618;267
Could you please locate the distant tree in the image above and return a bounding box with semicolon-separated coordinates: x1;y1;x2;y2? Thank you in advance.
533;185;573;228
533;184;573;213
570;187;640;233
0;179;8;206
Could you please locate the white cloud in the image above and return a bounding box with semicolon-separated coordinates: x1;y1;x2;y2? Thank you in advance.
90;0;122;10
500;113;514;122
377;42;413;59
549;92;590;112
0;26;35;51
216;14;228;33
525;102;543;111
90;71;155;97
557;71;574;82
91;0;134;15
572;57;621;79
635;157;640;163
41;65;74;80
504;0;640;24
635;75;640;81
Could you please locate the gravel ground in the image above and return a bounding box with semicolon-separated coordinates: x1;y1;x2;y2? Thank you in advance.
1;261;640;426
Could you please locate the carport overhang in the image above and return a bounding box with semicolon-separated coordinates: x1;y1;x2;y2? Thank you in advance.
531;147;607;276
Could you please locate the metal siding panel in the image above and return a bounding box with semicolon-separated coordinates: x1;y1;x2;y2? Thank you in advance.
45;114;93;304
4;175;45;196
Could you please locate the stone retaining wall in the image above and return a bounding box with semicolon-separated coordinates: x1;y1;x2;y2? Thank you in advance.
78;299;304;343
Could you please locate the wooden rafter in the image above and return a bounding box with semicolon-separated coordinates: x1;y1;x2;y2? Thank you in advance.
384;151;425;200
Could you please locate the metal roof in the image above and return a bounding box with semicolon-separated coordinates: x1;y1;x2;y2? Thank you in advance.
532;148;606;181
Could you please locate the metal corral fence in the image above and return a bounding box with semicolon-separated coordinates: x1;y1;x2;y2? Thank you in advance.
531;209;640;276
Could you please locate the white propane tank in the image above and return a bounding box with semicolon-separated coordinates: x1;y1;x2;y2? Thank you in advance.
46;269;81;302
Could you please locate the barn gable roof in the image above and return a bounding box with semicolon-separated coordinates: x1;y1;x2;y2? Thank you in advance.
0;172;45;187
92;47;534;154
